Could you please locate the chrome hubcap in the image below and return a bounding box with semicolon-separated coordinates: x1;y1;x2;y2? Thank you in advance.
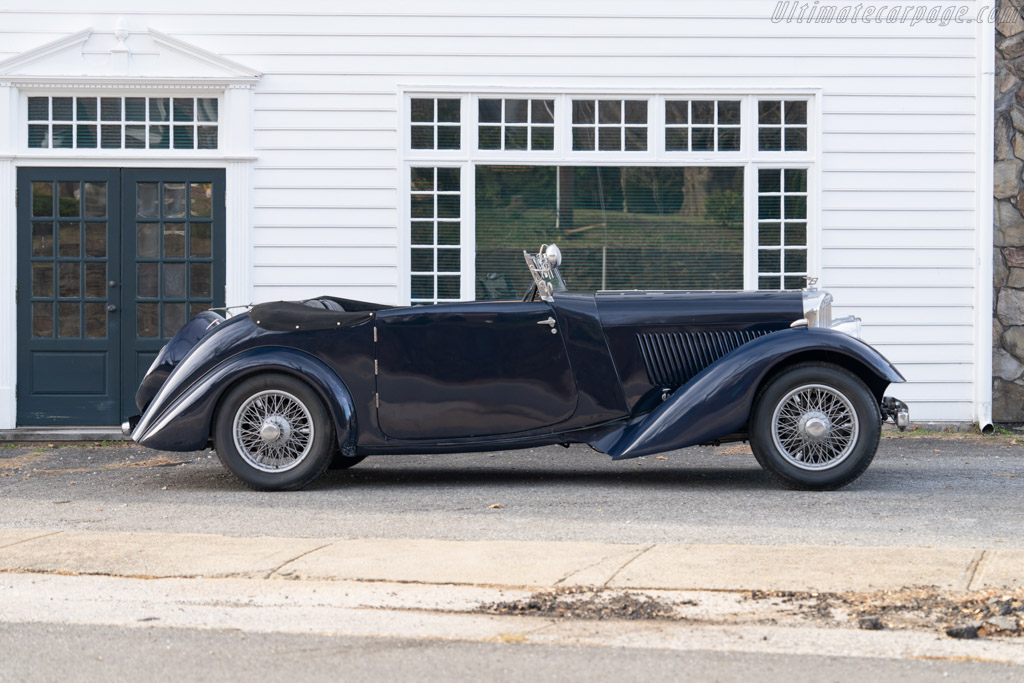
771;384;859;471
232;390;314;473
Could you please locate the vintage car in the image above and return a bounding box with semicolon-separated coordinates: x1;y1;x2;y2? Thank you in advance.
125;244;909;491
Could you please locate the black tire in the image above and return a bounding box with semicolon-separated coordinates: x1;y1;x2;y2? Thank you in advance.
749;362;880;491
213;373;335;491
329;453;367;470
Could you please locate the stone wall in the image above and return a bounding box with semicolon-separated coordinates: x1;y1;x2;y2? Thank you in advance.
994;0;1024;420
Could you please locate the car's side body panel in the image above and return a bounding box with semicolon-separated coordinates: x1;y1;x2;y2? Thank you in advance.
590;327;905;459
375;300;579;439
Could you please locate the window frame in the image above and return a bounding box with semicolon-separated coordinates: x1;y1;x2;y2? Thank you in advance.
17;89;225;157
400;88;819;304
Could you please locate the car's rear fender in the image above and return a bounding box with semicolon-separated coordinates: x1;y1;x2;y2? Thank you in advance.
131;347;356;453
589;327;904;459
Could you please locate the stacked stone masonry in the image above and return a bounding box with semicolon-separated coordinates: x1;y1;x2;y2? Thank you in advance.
994;0;1024;420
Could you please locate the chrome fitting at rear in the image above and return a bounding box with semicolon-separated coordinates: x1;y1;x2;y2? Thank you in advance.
121;415;141;439
880;397;910;431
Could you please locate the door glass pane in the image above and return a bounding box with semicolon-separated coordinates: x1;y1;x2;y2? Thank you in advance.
58;263;80;298
137;224;159;258
85;263;106;298
163;223;185;257
163;263;186;298
190;263;211;298
189;224;211;257
138;263;158;298
189;183;212;217
137;183;159;218
32;302;53;338
32;182;53;217
58;182;79;217
58;222;80;257
163;303;186;337
190;302;211;317
32;263;53;298
58;302;80;338
85;224;106;257
137;303;159;337
163;183;186;218
32;224;53;257
84;302;106;338
84;182;106;217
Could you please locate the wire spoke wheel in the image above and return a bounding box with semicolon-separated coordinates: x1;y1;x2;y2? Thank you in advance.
232;389;315;473
770;383;859;471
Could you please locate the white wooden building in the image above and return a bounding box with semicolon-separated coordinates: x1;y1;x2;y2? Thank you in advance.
0;1;995;428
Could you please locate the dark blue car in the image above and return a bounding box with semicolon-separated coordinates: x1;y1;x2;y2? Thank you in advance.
126;245;909;491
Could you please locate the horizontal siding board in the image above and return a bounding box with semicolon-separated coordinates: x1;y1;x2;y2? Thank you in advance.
863;326;974;345
254;109;398;128
874;344;973;365
828;287;975;308
253;167;400;187
822;113;975;134
848;307;973;327
252;285;399;306
821;192;974;212
253;207;397;225
253;245;397;264
824;269;973;288
821;172;974;192
822;230;974;249
821;248;973;269
821;211;973;230
822;153;974;173
253;264;396;286
253;227;398;245
253;187;397;207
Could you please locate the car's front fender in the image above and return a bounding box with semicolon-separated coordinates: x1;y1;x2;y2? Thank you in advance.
131;347;357;453
590;327;904;459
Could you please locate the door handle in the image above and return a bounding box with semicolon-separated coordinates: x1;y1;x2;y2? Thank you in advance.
107;304;117;313
536;317;556;327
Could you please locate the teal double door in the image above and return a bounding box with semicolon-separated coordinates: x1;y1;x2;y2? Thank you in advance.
16;168;226;425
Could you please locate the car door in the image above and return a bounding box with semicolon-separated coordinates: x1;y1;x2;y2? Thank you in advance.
375;301;578;440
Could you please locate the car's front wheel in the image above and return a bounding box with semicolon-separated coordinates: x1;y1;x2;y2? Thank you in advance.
749;363;880;490
213;373;335;491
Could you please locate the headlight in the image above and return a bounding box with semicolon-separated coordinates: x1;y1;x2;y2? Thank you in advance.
802;289;833;328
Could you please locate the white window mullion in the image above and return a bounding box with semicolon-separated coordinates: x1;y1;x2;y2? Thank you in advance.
461;161;475;302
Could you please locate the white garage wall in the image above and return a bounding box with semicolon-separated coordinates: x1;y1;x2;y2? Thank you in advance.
0;0;986;422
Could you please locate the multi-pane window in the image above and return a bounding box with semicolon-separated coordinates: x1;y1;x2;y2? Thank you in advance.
410;167;462;304
135;181;215;338
757;100;807;152
27;96;218;150
478;98;554;151
29;181;110;339
410;98;461;150
407;92;814;301
571;99;648;151
757;168;808;290
665;100;741;152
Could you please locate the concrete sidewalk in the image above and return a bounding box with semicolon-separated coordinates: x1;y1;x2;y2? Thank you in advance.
1;528;1020;592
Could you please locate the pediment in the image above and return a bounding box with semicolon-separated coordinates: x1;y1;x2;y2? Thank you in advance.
0;27;261;86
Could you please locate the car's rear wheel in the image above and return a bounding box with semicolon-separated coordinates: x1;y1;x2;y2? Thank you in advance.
213;373;335;491
750;363;880;490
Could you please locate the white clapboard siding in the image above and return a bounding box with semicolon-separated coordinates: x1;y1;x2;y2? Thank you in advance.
822;230;975;249
3;0;983;421
253;227;399;246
